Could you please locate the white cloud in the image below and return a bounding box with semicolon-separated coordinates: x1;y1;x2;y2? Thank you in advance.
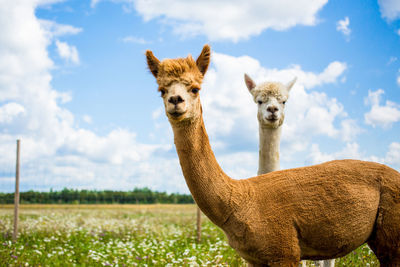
0;103;25;124
284;89;345;139
82;115;92;124
55;40;80;64
302;61;348;88
340;119;363;142
307;141;400;171
244;60;347;90
336;17;351;40
56;91;72;104
132;0;328;41
364;89;400;128
61;128;160;164
36;0;66;6
39;19;82;38
91;0;135;12
39;19;82;66
308;142;362;164
378;0;400;20
218;152;258;179
386;142;400;166
92;0;329;41
364;89;382;106
91;0;101;8
121;36;150;44
0;1;64;159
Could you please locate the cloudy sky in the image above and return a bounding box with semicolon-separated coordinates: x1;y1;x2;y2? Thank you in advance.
0;0;399;193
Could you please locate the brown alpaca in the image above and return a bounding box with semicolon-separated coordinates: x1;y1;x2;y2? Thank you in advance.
145;45;400;267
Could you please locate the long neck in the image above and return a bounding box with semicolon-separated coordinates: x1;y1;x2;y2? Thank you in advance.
257;125;281;175
171;116;238;227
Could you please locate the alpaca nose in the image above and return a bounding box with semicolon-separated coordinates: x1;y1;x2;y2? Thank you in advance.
267;106;279;113
168;95;184;105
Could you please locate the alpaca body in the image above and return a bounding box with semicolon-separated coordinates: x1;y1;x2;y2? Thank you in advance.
223;159;394;265
146;45;400;266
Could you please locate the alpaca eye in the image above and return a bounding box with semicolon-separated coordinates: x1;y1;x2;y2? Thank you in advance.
257;100;262;105
191;88;199;94
160;89;166;97
282;101;286;105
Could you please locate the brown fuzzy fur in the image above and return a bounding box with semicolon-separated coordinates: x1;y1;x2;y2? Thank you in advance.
146;51;204;91
146;45;400;267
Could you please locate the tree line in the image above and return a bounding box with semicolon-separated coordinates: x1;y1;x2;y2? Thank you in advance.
0;187;194;204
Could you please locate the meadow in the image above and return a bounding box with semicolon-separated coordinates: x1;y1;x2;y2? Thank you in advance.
0;204;378;266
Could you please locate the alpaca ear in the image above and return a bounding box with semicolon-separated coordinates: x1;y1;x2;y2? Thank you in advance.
196;44;211;76
146;50;160;78
244;73;256;91
286;77;297;91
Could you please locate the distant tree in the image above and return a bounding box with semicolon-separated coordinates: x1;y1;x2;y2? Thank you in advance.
0;188;194;204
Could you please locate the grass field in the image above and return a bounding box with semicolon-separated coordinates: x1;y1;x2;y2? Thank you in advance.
0;204;378;266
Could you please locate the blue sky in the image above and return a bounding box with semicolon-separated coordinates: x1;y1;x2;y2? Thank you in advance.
0;0;399;193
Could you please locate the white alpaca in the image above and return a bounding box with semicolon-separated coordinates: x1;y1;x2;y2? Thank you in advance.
244;74;295;175
244;74;335;267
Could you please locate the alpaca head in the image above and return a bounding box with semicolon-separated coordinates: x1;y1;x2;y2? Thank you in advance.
146;45;211;125
244;74;296;129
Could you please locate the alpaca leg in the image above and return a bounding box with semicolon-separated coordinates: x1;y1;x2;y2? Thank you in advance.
319;259;335;267
368;202;400;266
326;259;335;267
300;260;334;267
369;244;400;267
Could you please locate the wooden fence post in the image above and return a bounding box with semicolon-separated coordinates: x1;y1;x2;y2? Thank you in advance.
196;205;201;242
13;139;20;242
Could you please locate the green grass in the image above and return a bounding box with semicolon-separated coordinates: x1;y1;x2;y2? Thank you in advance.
0;205;379;266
